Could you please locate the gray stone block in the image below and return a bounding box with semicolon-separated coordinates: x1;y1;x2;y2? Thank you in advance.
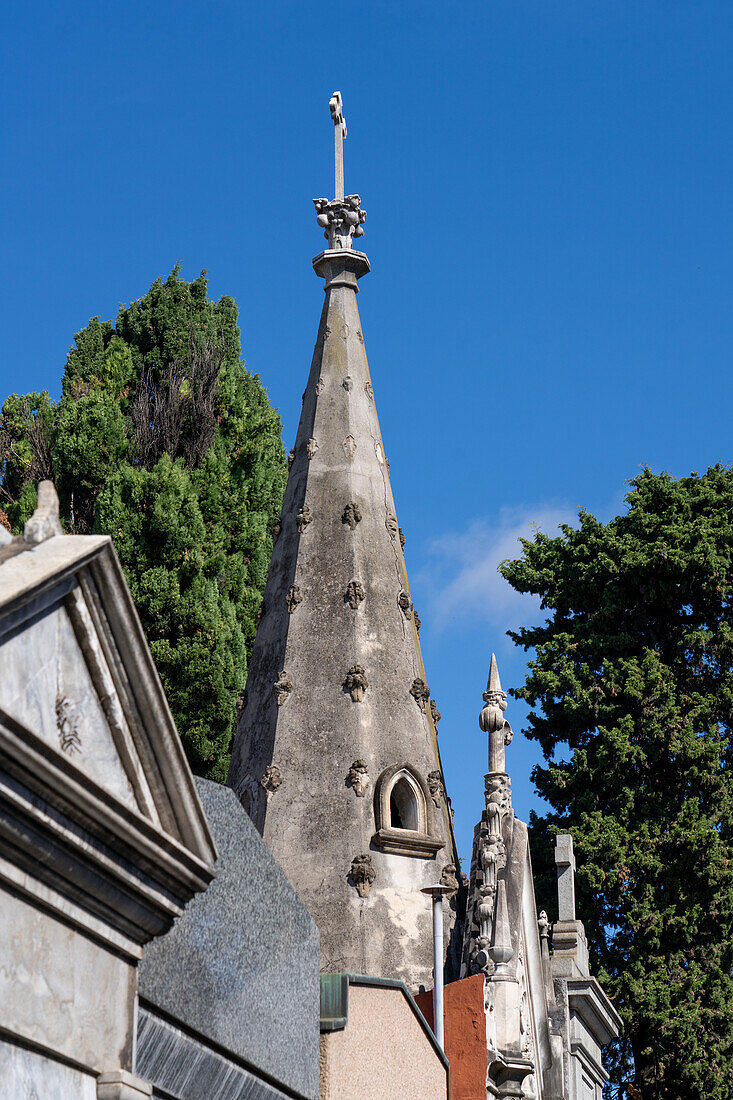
138;778;320;1100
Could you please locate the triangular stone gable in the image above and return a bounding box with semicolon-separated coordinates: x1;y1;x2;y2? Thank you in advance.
0;593;145;814
0;532;215;866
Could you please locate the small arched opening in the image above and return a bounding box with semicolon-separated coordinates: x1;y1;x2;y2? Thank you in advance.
389;775;420;831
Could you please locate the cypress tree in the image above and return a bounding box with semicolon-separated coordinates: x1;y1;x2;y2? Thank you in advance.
0;269;286;781
501;465;733;1098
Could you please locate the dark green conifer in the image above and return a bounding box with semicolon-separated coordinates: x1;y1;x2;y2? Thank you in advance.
0;270;286;781
501;465;733;1098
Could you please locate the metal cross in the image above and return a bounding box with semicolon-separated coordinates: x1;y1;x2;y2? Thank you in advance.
329;91;347;201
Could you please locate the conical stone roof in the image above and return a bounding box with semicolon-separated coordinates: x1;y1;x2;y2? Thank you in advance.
228;188;461;990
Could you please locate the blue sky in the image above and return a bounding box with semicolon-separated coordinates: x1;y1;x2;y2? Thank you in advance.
3;2;731;873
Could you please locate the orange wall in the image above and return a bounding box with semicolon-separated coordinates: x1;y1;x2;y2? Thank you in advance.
415;974;486;1100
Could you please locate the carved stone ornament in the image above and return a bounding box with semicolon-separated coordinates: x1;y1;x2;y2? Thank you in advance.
315;377;325;395
385;512;398;539
272;519;281;543
538;910;550;940
440;862;460;898
347;759;370;797
313;194;366;250
397;590;413;620
430;699;442;726
364;381;374;401
256;601;264;625
272;670;293;706
399;527;406;550
357;329;364;344
306;437;319;459
414;610;421;635
348;853;376;898
342;435;357;459
345;579;365;610
374;441;384;465
410;677;431;712
55;692;81;754
342;375;353;392
342;502;362;529
427;770;444;807
296;504;312;533
261;764;283;794
288;449;295;469
343;664;368;703
286;584;303;613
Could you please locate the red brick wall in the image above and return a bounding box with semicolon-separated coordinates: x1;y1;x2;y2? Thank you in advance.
415;974;486;1099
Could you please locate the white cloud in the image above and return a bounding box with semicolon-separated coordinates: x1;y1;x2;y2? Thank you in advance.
419;505;578;633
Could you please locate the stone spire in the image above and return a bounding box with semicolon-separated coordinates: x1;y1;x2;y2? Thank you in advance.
228;95;460;991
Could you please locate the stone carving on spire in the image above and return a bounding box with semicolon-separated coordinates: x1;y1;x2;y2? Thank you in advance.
314;195;366;251
479;652;514;773
313;92;367;250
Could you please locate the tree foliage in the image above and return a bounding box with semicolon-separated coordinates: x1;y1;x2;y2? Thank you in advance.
501;465;733;1098
0;269;286;781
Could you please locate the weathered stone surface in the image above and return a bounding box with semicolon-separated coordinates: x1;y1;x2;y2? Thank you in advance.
227;237;460;991
0;1040;97;1100
0;889;136;1071
97;1069;152;1099
137;778;320;1100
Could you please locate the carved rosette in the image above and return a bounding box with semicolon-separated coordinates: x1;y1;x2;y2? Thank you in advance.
313;194;366;250
297;504;312;533
410;677;431;713
286;584;303;614
272;671;293;706
342;502;362;530
346;759;369;797
261;764;283;794
344;580;365;610
348;853;376;898
343;664;368;703
427;770;444;807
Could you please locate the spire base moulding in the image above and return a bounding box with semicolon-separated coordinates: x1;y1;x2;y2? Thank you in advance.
313;248;370;289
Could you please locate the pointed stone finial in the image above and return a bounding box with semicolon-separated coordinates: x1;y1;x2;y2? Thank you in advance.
489;878;513;968
314;93;366;252
479;653;514;773
24;481;63;545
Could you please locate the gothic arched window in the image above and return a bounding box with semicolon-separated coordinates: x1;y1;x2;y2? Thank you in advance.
372;763;445;859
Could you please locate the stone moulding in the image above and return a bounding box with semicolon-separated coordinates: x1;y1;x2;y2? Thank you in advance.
343;664;368;703
296;504;312;533
260;764;283;794
348;853;376;898
342;502;362;529
410;677;431;712
344;580;365;610
272;671;293;706
346;759;369;797
286;584;303;614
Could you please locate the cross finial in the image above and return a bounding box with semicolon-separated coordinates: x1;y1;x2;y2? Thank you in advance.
329;91;347;200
